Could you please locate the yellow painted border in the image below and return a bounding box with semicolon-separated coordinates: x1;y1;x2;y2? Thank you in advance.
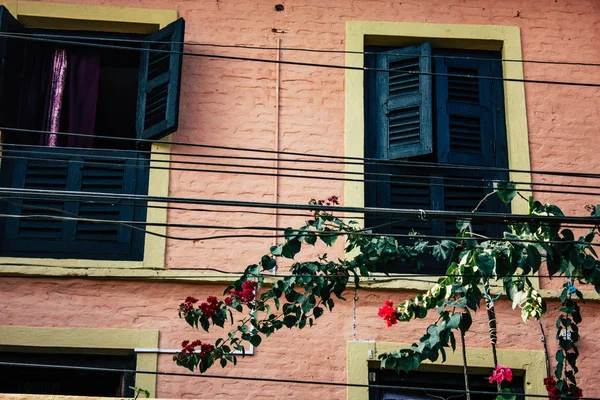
0;1;176;270
344;21;535;290
347;341;545;400
0;326;159;397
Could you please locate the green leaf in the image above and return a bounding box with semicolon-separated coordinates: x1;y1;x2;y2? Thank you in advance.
270;244;283;256
496;181;517;205
249;334;262;347
304;232;317;245
220;358;227;368
284;228;298;241
456;219;471;232
283;315;297;328
261;255;277;271
320;228;338;246
313;306;324;319
475;253;494;275
282;239;301;259
459;311;472;333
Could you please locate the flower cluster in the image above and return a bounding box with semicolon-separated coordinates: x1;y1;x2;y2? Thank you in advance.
378;300;398;327
544;377;583;399
488;365;513;384
179;296;199;316
226;281;257;305
308;195;340;217
175;340;215;363
198;296;220;318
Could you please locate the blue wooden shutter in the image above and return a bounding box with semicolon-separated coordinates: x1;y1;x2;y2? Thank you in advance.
435;54;495;166
0;148;145;260
434;51;510;238
136;18;185;143
374;44;433;159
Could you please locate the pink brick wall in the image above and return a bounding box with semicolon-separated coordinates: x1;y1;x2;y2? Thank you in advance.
2;0;600;398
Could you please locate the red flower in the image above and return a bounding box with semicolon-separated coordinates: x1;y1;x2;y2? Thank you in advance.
489;366;513;384
224;297;233;306
228;280;257;305
198;295;220;318
378;300;398;327
177;339;215;363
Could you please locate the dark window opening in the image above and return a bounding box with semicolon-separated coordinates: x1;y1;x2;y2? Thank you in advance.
368;367;525;400
0;351;136;397
0;6;185;261
5;30;142;150
364;45;510;274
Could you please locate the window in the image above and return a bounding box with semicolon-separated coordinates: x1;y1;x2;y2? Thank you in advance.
346;341;546;400
0;326;159;397
368;367;525;400
364;43;509;274
0;352;136;397
0;6;184;260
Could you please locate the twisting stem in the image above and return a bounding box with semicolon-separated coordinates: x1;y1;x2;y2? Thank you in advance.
460;328;471;400
539;321;551;378
482;278;500;391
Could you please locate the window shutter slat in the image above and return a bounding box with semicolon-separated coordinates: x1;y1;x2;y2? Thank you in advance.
0;148;143;260
435;55;495;166
376;44;433;160
136;18;185;143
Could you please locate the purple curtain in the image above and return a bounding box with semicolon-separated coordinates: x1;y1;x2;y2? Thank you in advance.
44;49;68;147
66;52;100;148
18;47;100;148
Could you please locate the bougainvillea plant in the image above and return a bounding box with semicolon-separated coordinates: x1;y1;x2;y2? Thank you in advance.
175;187;600;399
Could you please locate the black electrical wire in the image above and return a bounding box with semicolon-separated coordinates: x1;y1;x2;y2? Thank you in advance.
1;32;600;88
4;211;600;246
0;361;594;400
5;152;600;198
4;126;600;182
7;31;600;68
2;186;599;226
3;144;600;195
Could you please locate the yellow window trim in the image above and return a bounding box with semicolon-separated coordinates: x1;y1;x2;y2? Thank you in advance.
347;341;545;400
0;0;176;270
0;325;159;397
344;21;536;290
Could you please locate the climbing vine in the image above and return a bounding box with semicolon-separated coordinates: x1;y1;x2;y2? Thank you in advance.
175;190;600;399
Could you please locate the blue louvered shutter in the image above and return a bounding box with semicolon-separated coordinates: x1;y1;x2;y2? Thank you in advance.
0;148;146;260
136;18;185;143
374;44;433;160
435;52;510;238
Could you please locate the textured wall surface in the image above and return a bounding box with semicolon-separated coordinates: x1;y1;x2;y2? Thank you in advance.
1;0;600;398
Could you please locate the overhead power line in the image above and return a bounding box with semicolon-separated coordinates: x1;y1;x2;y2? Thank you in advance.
3;145;600;196
2;187;599;226
0;361;594;400
1;32;600;88
3;152;600;198
4;31;600;68
4;126;600;181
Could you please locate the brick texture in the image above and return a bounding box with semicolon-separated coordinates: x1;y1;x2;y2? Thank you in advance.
2;0;600;398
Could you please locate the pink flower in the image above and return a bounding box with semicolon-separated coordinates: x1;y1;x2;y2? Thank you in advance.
378;300;398;327
489;366;513;384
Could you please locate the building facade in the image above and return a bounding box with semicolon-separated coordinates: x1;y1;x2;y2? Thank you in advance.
0;0;599;398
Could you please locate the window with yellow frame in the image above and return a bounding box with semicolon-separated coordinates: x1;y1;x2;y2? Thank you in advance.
343;21;536;287
0;1;180;270
346;341;546;400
